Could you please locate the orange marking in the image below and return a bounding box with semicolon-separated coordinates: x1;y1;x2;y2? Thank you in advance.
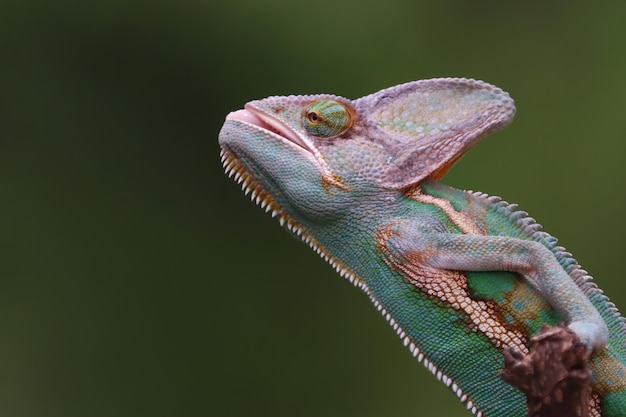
406;187;484;235
376;222;528;352
400;257;528;352
321;173;350;192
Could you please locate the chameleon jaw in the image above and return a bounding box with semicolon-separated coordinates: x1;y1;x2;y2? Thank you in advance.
219;147;365;290
225;107;348;191
225;107;313;154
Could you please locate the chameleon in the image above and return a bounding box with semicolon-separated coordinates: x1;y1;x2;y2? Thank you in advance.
218;78;626;416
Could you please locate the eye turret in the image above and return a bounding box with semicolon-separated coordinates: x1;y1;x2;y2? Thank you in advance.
303;100;353;138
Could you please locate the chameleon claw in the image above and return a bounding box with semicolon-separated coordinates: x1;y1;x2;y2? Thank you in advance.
568;321;609;354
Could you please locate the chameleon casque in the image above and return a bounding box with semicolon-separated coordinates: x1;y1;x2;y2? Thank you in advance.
218;78;626;416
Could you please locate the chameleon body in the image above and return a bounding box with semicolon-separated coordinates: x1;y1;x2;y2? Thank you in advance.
218;78;626;416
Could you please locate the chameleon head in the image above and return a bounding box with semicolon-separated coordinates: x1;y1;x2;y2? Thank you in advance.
219;78;515;222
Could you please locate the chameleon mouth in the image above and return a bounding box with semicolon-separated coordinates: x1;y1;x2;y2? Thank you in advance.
224;106;346;190
225;107;311;153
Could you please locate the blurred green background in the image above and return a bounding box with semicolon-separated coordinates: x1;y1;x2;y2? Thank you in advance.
2;1;626;416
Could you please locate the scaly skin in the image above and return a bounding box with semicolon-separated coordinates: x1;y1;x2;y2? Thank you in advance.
218;78;626;416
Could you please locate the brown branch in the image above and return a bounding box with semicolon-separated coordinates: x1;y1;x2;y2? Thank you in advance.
500;324;593;417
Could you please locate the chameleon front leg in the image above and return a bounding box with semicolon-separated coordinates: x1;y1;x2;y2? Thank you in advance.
384;223;609;353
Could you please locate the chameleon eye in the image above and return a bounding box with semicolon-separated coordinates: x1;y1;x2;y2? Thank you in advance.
303;100;353;138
